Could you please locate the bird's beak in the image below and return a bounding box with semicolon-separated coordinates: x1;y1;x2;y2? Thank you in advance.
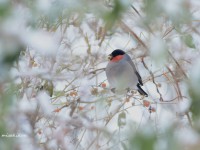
108;54;113;60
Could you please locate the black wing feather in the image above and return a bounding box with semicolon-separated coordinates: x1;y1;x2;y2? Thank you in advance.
125;54;143;85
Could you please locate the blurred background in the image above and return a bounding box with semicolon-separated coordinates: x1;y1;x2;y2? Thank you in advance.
0;0;200;149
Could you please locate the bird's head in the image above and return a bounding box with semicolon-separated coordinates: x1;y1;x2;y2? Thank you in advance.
108;49;125;62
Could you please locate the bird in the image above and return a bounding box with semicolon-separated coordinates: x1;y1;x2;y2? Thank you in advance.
105;49;148;97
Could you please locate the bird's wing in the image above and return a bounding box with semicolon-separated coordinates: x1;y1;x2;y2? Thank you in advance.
124;54;143;86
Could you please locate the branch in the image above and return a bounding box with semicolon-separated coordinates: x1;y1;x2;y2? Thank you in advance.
120;21;148;51
141;57;164;101
89;68;105;74
165;65;183;100
168;51;188;78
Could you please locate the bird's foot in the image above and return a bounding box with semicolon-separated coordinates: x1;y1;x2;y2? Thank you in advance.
126;87;130;93
111;88;116;93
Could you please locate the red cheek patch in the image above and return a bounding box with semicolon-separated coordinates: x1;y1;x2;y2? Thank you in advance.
111;55;124;62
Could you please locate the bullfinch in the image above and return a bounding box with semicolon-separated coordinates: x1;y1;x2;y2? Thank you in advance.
105;49;148;97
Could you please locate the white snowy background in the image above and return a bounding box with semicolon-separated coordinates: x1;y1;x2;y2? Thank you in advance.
0;0;200;149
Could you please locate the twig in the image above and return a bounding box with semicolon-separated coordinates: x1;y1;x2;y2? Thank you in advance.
105;98;127;126
186;112;193;126
120;21;148;50
89;68;105;74
131;5;142;17
87;98;127;150
130;4;155;35
141;57;164;101
168;51;188;78
162;27;175;38
75;129;87;150
165;65;182;100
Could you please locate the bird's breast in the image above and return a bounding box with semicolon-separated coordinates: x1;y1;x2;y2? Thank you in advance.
106;60;138;90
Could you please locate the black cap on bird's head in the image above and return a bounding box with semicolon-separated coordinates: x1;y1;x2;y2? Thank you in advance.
108;49;125;60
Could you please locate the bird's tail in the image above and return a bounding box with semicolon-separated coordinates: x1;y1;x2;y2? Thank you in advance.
137;83;148;97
